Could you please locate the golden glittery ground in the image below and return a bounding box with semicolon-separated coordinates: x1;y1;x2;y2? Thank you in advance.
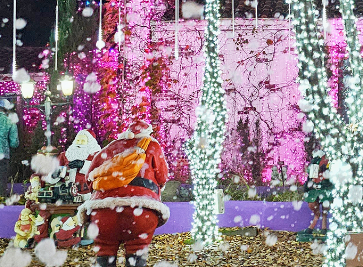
0;228;323;267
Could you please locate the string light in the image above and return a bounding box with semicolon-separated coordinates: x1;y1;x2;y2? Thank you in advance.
289;0;363;265
185;0;227;245
323;1;363;265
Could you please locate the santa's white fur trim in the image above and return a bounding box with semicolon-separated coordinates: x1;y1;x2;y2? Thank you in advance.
118;121;153;139
77;196;170;227
312;150;325;158
118;130;135;140
134;123;153;138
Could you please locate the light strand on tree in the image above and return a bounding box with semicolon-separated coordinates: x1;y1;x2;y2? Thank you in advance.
339;0;363;126
186;0;227;245
322;1;363;265
288;1;363;265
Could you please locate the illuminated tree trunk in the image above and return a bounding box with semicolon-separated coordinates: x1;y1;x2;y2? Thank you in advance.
186;0;227;244
289;0;363;265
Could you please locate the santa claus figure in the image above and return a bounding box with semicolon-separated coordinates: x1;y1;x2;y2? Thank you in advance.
24;174;41;210
78;120;170;267
54;215;82;248
33;210;51;244
58;129;101;200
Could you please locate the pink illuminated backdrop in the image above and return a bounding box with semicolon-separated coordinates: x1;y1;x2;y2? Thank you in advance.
1;18;362;184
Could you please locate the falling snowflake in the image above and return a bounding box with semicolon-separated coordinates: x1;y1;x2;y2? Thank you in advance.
348;185;363;204
139;233;148;239
346;240;359;260
310;240;327;255
87;223;99;239
8;113;19;123
12;68;30;84
249;214;260;225
218;242;230;252
329;160;353;185
31;154;60;176
182;1;204;19
34;238;67;266
265;234;278;246
82;7;94;17
234;215;242;223
292;200;303;211
0;247;32;267
15;18;27;29
153;261;178;267
248;187;257;198
191;240;204;252
302;120;314;133
6;194;20;206
133;207;144;216
187;253;198;263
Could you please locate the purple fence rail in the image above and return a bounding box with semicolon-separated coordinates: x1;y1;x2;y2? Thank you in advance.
0;201;328;239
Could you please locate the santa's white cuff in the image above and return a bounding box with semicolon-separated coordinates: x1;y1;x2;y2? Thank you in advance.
79;160;92;174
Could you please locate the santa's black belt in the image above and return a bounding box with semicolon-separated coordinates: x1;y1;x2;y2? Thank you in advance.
129;177;160;195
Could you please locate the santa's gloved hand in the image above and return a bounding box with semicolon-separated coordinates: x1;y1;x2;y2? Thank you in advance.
68;160;85;170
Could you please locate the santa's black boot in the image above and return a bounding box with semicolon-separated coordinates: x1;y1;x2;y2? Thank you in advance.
96;256;116;267
125;254;147;267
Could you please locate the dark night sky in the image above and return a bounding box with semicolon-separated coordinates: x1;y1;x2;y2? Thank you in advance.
0;0;57;47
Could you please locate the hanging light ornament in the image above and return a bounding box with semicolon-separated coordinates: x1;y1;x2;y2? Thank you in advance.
288;0;291;53
232;0;235;37
253;0;258;28
114;1;124;45
96;0;105;50
175;0;179;60
55;0;59;71
323;0;327;40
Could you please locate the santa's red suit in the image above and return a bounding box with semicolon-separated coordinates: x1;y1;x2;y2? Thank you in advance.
58;152;94;194
58;129;101;195
78;121;169;267
55;216;81;248
33;210;51;243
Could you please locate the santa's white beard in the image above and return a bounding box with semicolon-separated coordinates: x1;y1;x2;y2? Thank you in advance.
65;144;91;161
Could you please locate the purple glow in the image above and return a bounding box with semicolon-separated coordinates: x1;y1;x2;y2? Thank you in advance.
1;18;362;185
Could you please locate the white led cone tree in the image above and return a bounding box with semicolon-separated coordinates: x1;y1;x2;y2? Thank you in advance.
185;0;227;245
288;0;363;265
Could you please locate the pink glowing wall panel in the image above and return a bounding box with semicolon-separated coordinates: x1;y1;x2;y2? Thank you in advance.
152;18;363;183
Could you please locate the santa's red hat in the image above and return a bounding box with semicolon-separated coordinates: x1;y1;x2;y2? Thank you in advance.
78;129;96;140
118;120;153;139
60;216;69;224
68;129;101;156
